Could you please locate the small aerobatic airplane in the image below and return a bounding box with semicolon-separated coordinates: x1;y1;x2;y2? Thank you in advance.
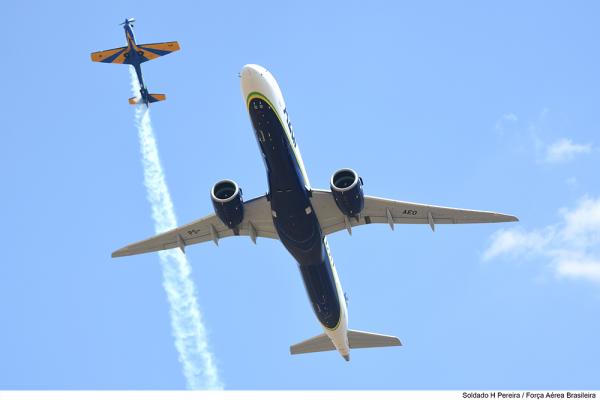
113;64;518;361
91;18;180;106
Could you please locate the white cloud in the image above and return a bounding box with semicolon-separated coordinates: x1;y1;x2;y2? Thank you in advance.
483;196;600;283
495;112;518;133
560;196;600;246
544;138;592;163
493;110;593;166
556;258;600;282
566;177;579;190
482;228;554;261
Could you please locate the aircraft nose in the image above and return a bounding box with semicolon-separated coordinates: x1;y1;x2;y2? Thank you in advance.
240;64;272;101
240;64;266;80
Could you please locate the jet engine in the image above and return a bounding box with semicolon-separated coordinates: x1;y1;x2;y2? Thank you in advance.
211;179;244;229
330;168;364;217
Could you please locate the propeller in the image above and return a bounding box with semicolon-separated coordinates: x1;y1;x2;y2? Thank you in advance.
119;17;135;26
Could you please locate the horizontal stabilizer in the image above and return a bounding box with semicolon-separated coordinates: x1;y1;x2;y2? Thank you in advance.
290;333;334;355
347;329;401;349
128;94;166;105
290;330;401;355
148;93;166;103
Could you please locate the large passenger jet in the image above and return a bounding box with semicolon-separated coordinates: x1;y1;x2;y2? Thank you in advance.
113;64;518;361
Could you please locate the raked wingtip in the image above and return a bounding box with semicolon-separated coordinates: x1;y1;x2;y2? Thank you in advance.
496;213;519;223
111;247;129;258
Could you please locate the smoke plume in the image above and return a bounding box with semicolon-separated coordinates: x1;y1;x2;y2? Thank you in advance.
130;68;222;389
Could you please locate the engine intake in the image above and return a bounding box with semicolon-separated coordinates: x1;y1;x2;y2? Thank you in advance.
211;179;244;229
330;168;364;217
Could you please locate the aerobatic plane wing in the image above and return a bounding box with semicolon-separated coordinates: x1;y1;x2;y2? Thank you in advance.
90;46;129;64
112;195;277;257
136;41;181;62
310;189;518;236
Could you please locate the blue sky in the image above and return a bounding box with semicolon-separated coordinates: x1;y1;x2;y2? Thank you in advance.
1;0;599;390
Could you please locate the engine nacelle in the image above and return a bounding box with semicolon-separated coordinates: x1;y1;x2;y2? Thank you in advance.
211;179;244;229
330;168;364;217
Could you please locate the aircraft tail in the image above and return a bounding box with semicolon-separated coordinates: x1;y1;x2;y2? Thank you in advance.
290;329;401;356
347;330;402;349
129;93;167;105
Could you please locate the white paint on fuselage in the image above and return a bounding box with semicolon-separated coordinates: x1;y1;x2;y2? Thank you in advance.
323;236;350;357
240;64;311;189
240;64;350;359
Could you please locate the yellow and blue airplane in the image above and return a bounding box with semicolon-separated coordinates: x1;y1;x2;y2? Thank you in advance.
91;18;180;107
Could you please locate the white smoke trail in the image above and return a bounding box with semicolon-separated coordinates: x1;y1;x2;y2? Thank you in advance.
129;69;223;389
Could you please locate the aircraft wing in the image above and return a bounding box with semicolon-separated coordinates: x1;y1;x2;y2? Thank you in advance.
112;195;277;257
310;189;518;236
90;46;129;64
137;41;181;62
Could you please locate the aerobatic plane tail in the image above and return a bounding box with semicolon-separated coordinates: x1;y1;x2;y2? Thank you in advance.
128;93;166;105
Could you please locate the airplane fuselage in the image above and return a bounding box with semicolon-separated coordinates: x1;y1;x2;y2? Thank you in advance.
91;18;179;107
111;62;516;359
122;23;148;103
241;65;350;359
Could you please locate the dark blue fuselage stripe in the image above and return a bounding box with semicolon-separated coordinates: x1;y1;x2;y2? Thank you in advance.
248;97;341;329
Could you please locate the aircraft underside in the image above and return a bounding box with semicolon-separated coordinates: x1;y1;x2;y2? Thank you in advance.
248;96;342;330
111;63;518;361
